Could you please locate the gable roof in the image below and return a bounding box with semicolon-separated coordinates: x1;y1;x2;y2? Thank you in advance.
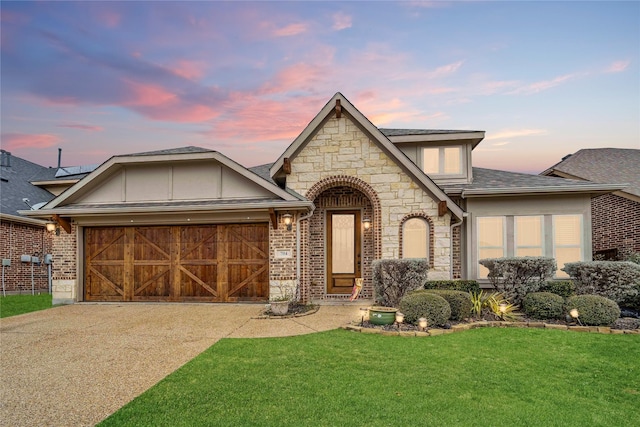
0;150;54;224
25;147;311;218
444;167;623;197
541;148;640;199
269;92;464;219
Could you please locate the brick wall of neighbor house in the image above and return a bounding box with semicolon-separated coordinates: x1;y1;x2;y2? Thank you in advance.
0;220;51;292
592;193;640;259
269;213;298;300
50;224;78;303
287;115;452;300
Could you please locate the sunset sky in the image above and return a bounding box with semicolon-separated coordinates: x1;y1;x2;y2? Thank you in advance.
1;1;638;174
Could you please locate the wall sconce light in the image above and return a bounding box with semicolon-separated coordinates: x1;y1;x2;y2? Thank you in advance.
46;222;60;236
418;317;428;331
395;312;404;324
362;218;371;231
282;213;293;231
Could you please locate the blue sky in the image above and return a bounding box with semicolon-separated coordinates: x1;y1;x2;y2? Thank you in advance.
1;1;638;173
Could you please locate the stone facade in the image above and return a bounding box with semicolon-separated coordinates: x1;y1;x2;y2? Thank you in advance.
592;193;640;259
0;219;51;293
286;115;452;301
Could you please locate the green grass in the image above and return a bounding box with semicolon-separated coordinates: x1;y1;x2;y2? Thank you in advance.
100;328;640;427
0;293;52;318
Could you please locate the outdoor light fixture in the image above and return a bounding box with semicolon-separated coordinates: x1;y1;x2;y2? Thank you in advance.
569;308;583;326
46;223;56;232
359;307;369;326
499;303;508;320
395;312;404;324
418;317;428;331
282;213;293;231
362;218;371;230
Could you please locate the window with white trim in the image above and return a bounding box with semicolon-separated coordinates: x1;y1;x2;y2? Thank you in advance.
515;216;544;256
477;216;505;278
402;218;428;259
422;146;462;175
554;215;582;278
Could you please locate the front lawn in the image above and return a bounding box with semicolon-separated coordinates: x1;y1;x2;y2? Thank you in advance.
100;328;640;427
0;293;52;318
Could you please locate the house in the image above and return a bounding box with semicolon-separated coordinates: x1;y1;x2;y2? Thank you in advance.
541;148;640;260
0;150;54;293
22;93;623;304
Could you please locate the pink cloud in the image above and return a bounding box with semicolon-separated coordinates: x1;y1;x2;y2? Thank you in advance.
273;23;308;37
167;60;207;80
259;63;326;95
332;12;352;31
426;61;464;79
605;60;630;73
58;123;104;132
507;73;578;95
99;10;121;28
1;133;60;150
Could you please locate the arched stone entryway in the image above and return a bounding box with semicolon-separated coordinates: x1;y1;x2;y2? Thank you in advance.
301;176;381;302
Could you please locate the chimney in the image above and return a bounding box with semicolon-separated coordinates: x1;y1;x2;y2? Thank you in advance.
57;148;62;169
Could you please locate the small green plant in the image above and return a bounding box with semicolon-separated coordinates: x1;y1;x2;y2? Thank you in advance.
424;280;480;293
398;290;451;326
424;289;472;321
539;280;576;298
485;293;522;321
372;259;429;307
565;295;620;326
469;290;488;317
523;292;564;320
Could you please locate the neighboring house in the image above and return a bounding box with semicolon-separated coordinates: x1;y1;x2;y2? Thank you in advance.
541;148;640;260
0;150;54;293
23;93;623;304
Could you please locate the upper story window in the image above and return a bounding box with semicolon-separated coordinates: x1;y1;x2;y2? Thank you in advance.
422;146;463;175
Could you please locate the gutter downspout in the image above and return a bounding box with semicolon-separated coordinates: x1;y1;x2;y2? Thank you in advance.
450;212;468;280
296;203;316;302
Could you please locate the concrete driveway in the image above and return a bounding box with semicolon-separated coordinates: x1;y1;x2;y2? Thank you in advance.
0;303;365;427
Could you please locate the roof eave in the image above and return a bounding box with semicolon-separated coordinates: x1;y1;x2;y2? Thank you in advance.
0;213;49;226
460;184;624;198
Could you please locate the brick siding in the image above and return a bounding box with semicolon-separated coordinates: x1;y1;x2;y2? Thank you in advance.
0;220;52;292
592;193;640;259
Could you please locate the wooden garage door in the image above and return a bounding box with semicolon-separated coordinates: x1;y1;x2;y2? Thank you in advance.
84;224;269;302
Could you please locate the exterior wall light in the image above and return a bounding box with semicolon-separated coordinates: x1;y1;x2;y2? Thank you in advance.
282;213;293;231
46;222;60;235
362;218;371;230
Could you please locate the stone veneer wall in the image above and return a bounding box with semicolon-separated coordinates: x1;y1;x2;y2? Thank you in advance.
51;224;77;304
0;220;51;292
286;115;452;300
592;193;640;258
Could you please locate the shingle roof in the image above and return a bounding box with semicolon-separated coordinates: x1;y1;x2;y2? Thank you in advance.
0;151;55;217
123;146;214;157
380;128;482;136
445;167;622;196
543;148;640;197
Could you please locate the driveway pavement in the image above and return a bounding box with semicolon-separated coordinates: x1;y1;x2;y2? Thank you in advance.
0;303;366;427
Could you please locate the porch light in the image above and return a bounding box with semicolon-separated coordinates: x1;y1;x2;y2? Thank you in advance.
46;223;56;232
418;317;428;331
395;312;404;324
362;218;371;230
282;213;293;231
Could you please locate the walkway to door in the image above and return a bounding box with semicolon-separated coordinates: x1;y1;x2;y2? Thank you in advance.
0;303;366;427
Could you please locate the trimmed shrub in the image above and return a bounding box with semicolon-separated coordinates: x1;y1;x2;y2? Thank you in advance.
565;295;620;326
424;289;472;321
478;257;556;305
539;281;576;298
372;259;429;307
424;280;480;293
523;292;564;320
562;261;640;304
399;291;451;326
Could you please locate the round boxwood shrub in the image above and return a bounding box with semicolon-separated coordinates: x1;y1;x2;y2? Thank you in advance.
565;295;620;326
424;289;472;321
539;280;576;298
399;291;451;326
523;292;564;320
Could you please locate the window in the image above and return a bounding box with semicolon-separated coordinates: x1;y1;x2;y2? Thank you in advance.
422;146;462;175
402;218;428;259
515;216;543;256
477;216;505;278
554;215;582;278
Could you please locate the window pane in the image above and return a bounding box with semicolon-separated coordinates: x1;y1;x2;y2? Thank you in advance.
422;148;439;174
332;214;354;273
478;248;504;278
555;215;581;245
403;218;428;259
444;147;461;174
516;216;542;247
556;248;581;278
516;247;543;256
478;217;504;247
